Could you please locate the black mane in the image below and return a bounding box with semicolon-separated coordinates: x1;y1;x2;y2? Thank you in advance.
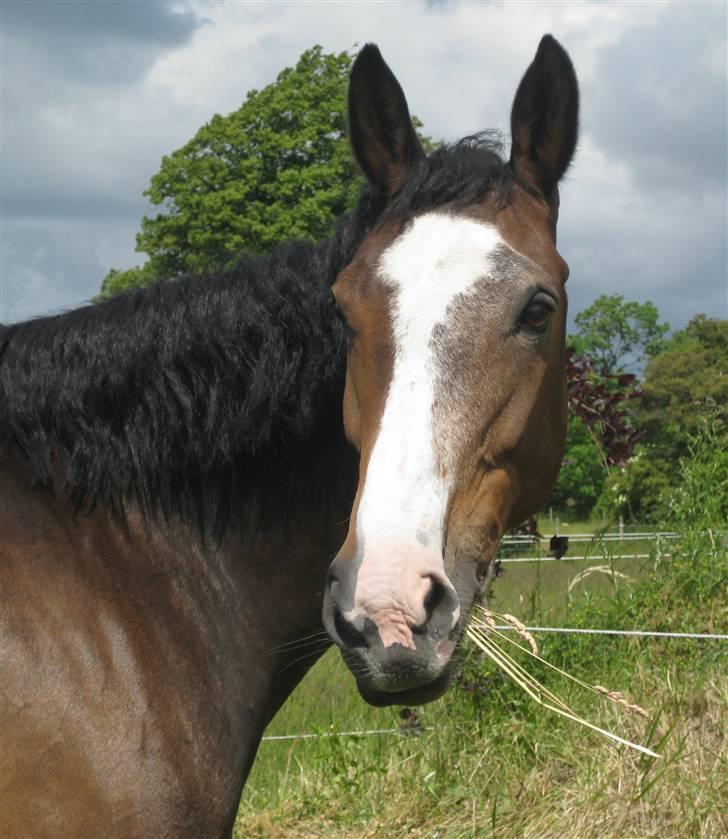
389;131;512;220
0;135;510;536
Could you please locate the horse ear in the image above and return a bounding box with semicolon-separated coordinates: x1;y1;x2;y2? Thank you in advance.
510;35;579;198
348;44;424;196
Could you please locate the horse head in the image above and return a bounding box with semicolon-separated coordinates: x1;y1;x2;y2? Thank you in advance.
323;36;579;705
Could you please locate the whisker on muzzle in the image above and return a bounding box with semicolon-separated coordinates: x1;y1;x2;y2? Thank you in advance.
266;630;329;655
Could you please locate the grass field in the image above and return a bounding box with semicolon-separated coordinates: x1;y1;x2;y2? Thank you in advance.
492;526;666;621
234;507;726;838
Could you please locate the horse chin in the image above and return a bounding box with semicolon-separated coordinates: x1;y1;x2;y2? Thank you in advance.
356;665;454;707
340;622;465;707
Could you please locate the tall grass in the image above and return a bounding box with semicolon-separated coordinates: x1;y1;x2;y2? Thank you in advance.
235;416;727;838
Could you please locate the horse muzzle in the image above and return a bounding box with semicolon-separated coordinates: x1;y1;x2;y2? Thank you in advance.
322;547;461;704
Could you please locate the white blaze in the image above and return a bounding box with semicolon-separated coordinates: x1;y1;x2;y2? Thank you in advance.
352;213;503;626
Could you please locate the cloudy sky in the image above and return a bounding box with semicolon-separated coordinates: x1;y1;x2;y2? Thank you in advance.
2;0;726;331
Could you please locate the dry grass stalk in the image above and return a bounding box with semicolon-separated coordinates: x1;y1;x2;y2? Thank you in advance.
500;612;539;654
568;565;633;593
593;686;649;719
467;606;659;758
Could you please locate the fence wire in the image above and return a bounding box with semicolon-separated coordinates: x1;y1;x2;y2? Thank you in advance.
491;625;728;640
262;726;432;742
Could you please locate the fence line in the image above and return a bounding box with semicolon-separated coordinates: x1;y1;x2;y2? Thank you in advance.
261;726;432;742
501;531;680;538
498;552;662;564
492;625;728;641
500;532;679;545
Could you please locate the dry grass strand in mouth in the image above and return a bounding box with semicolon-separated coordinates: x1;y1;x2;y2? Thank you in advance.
466;606;659;758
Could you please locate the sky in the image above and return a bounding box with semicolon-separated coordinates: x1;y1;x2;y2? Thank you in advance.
2;0;726;332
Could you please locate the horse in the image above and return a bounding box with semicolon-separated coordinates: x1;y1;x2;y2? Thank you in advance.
0;35;578;838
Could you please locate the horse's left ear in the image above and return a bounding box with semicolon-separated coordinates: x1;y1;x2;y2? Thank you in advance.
348;44;424;196
510;35;579;199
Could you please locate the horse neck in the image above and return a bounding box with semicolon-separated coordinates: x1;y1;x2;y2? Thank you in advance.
0;423;356;829
158;420;358;786
225;423;358;723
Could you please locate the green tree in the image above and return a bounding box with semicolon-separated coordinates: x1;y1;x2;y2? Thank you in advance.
99;265;157;297
595;315;727;522
550;414;607;519
667;406;728;530
100;46;433;298
594;444;673;523
570;294;669;372
640;315;727;455
550;351;642;521
102;47;359;296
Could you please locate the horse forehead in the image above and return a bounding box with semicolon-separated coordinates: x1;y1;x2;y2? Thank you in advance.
377;213;505;324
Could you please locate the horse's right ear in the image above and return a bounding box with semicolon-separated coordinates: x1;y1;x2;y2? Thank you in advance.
348;44;424;197
510;35;579;198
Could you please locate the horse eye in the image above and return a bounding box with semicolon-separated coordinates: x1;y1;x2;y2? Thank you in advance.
334;304;357;344
520;293;556;333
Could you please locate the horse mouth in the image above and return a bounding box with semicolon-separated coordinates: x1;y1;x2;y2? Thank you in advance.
341;631;461;707
355;666;454;707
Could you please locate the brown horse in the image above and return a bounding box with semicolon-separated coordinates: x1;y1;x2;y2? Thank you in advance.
0;36;578;838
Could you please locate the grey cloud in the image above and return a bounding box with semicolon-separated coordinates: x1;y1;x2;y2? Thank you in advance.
2;102;161;224
551;2;728;331
559;180;727;332
1;217;142;323
562;227;726;334
7;189;148;222
586;2;727;193
1;1;206;227
3;0;202;51
4;0;205;87
4;0;201;41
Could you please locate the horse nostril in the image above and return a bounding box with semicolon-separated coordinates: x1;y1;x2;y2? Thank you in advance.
411;578;448;636
413;576;459;638
423;578;447;622
333;606;368;649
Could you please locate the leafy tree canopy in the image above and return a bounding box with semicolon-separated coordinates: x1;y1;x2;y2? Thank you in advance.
101;47;355;297
100;46;431;298
640;315;727;444
595;315;727;523
663;313;727;358
550;414;608;519
594;443;673;524
570;293;669;373
548;350;642;520
566;350;642;468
